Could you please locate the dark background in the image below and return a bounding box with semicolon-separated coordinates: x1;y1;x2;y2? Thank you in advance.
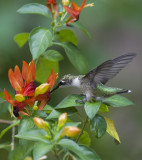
0;0;142;159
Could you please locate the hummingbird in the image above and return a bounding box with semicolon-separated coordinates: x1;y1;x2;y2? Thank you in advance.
51;53;137;102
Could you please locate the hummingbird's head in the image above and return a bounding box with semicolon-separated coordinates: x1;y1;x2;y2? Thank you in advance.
50;74;76;93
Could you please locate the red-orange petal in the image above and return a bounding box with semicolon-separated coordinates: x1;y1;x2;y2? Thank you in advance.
14;65;24;89
8;69;23;91
79;0;87;12
64;5;79;18
4;89;15;105
26;60;36;85
47;71;58;90
72;2;79;11
22;61;29;81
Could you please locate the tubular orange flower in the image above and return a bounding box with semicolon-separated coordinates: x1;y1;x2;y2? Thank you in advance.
35;71;58;110
47;0;58;19
64;0;87;25
61;126;80;137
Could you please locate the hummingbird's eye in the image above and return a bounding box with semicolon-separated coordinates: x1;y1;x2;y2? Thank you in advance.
60;80;66;85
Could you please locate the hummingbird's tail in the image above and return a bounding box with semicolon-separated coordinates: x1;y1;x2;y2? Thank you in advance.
116;89;132;94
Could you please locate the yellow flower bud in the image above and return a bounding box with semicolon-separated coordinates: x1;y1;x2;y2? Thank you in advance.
62;0;70;6
33;106;38;111
15;94;25;102
61;126;80;138
59;12;63;17
24;157;32;160
58;113;67;129
33;117;49;132
34;83;50;97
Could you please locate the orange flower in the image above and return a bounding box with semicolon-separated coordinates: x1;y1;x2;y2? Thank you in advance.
47;0;58;19
8;60;36;96
35;70;58;110
4;61;36;119
64;0;86;25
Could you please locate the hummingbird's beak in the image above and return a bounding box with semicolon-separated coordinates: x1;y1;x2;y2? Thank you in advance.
50;83;60;93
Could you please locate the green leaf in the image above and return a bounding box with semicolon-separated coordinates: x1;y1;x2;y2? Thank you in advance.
33;142;53;160
36;56;59;83
71;22;91;39
56;29;78;45
0;143;11;149
17;3;51;18
55;94;84;109
14;33;29;48
90;114;107;138
79;131;91;146
18;116;34;134
47;107;78;119
58;139;101;160
85;102;101;119
33;110;47;118
99;103;109;112
15;129;50;143
43;50;64;61
102;95;134;107
8;146;24;160
54;42;88;74
0;120;20;139
29;27;53;60
104;117;121;144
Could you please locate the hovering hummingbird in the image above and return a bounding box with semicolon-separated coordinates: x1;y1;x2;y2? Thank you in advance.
51;53;137;102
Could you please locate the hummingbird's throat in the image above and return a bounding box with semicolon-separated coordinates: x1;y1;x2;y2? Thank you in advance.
71;77;81;87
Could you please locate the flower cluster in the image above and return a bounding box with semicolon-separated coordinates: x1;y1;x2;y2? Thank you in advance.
4;61;57;119
47;0;93;25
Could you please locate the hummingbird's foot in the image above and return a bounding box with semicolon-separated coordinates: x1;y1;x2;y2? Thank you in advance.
75;99;85;104
79;94;86;97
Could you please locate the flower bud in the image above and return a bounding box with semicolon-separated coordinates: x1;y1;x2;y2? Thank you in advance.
61;126;80;138
34;83;50;97
15;94;25;102
24;157;32;160
84;3;94;8
58;113;67;129
62;0;70;6
59;12;63;17
33;117;49;132
33;106;38;111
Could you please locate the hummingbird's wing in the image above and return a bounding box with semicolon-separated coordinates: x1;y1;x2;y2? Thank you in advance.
83;53;137;88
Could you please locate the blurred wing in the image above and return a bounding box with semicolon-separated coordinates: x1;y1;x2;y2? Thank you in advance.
83;53;137;88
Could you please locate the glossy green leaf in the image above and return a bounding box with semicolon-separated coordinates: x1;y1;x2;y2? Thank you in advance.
58;139;101;160
36;56;59;83
18;116;34;134
90;114;107;138
17;3;51;18
102;95;134;107
71;22;91;39
33;142;53;160
29;27;52;60
99;103;109;112
55;94;84;109
56;29;78;45
85;102;101;119
79;131;91;146
104;117;121;144
14;33;29;48
0;120;20;139
15;129;50;143
47;107;78;119
54;42;88;74
43;50;64;61
33;110;48;118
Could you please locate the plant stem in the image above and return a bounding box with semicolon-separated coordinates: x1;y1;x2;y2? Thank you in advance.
11;126;15;150
0;119;13;125
76;116;88;143
54;146;61;160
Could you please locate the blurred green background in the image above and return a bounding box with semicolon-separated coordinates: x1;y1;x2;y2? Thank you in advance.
0;0;142;159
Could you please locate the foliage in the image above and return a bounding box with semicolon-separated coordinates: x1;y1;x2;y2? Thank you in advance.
0;0;135;160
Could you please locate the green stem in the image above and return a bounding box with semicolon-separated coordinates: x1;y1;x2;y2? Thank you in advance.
54;146;61;160
76;116;88;143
